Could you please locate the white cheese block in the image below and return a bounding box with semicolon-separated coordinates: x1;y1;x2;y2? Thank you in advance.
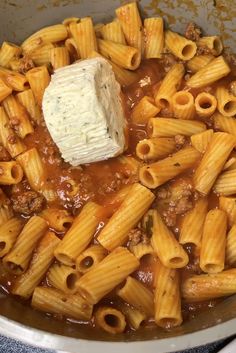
42;57;126;166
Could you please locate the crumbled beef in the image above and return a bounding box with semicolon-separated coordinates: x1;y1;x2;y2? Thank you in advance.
197;45;213;55
162;210;177;227
229;81;236;97
7;134;16;144
128;227;149;246
0;145;11;161
156;187;171;200
161;52;178;72
19;55;35;74
12;191;45;215
185;22;202;42
175;134;186;147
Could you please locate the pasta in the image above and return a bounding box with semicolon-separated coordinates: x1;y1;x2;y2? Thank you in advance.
97;183;154;251
131;96;160;124
187;56;230;88
47;263;80;294
154;261;182;328
148;118;206;138
144;18;164;59
172;91;195;120
94;307;126;334
194;92;217;118
193;132;236;195
150;210;189;268
154;63;185;109
139;146;200;189
136;137;176;161
165;30;197;60
182;269;236;301
200;209;227;273
179;198;208;249
3;216;48;275
117;276;154;317
1;1;236;334
76;247;139;304
12;232;60;298
54;202;104;265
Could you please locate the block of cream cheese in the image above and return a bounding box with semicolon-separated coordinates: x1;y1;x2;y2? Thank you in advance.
42;57;126;166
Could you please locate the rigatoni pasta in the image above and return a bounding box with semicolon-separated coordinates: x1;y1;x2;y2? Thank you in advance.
165;30;197;60
144;18;164;59
136;137;176;161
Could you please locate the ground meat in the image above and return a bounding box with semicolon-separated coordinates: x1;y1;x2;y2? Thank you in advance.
0;145;11;161
185;22;202;42
19;55;35;74
175;134;186;147
161;52;178;72
162;210;177;227
157;187;171;200
229;81;236;97
173;196;193;215
197;45;213;55
12;191;45;215
128;227;149;246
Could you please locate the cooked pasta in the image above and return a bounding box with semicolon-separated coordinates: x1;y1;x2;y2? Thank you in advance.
165;30;197;61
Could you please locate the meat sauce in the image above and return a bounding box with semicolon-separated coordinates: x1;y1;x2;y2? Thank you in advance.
0;55;236;331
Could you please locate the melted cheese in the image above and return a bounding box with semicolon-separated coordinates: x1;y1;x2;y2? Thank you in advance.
42;57;126;166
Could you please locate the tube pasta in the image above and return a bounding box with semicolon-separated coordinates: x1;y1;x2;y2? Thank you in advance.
200;209;227;274
69;17;97;59
182;269;236;301
216;86;236;117
21;24;68;53
76;245;107;274
117;276;154;317
131;96;160;124
195;92;217;118
0;189;13;226
179;198;208;249
129;243;154;260
12;232;60;299
54;202;104;266
65;38;79;61
165;30;197;60
16;148;46;191
97;183;155;251
0;218;24;258
148;118;206;137
0;67;29;91
101;21;126;44
226;225;236;266
30;43;54;67
120;303;146;330
32;287;93;320
16;89;42;124
187;54;214;73
136;137;176;161
3;216;48;275
190;129;213;153
194;132;236;195
214;169;236;196
144;17;164;59
219;196;236;226
154;262;182;328
214;113;236;136
116;2;143;52
40;208;73;233
50;47;70;70
223;156;236;171
98;39;141;71
154;63;185;109
26;66;50;106
139;146;200;189
47;263;80;294
150;210;189;268
94;307;126;334
172;91;195;120
187;56;230;88
76;247;139;304
0;161;23;185
62;17;80;27
0;78;12;102
0;42;22;68
88;50;138;86
197;36;223;56
2;94;34;138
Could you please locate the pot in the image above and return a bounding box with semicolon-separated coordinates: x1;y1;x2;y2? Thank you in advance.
0;1;236;352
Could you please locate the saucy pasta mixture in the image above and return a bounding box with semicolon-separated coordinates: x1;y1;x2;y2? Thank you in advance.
0;1;236;335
